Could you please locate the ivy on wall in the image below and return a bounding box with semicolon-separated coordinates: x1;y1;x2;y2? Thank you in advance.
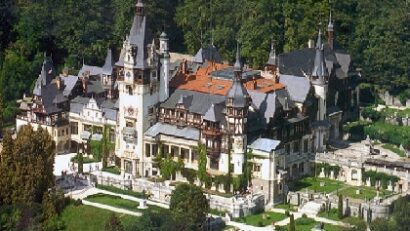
315;163;341;178
362;170;400;189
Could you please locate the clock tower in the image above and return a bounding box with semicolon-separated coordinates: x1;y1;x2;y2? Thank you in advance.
115;0;160;177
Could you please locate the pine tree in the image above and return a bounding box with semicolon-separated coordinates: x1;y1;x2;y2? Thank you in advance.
288;213;295;231
0;131;14;204
338;194;344;219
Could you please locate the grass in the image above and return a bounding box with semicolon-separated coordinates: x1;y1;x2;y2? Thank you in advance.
210;208;227;216
381;143;406;157
274;203;297;211
60;204;136;231
102;166;121;175
318;208;364;226
288;177;346;194
278;217;342;231
85;193;140;212
96;184;148;199
235;211;287;227
381;107;410;118
338;186;392;200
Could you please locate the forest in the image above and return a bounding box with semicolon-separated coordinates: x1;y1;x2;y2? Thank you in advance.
0;0;409;123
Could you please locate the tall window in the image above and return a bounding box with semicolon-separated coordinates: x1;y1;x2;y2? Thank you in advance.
210;158;219;170
304;140;308;153
71;122;78;135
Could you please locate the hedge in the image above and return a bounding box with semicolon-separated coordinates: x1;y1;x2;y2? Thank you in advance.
362;170;400;189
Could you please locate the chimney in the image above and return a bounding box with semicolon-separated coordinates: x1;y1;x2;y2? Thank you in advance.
181;59;188;74
308;39;315;48
82;77;88;95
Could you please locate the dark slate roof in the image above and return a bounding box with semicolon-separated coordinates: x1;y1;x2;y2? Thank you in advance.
276;88;295;109
226;80;249;108
62;75;79;97
249;138;281;153
248;90;279;125
311;30;328;85
193;44;223;64
78;65;103;77
161;89;225;115
203;103;225;123
33;55;56;96
69;96;117;121
278;36;351;79
116;2;153;69
87;80;105;94
279;74;311;103
37;83;63;114
145;122;200;141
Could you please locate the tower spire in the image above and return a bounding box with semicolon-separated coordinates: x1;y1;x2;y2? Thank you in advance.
327;7;334;49
136;0;144;16
234;42;242;72
311;28;328;85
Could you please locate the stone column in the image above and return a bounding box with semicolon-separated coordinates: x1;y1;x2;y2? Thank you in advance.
132;160;137;177
189;149;192;163
121;158;125;177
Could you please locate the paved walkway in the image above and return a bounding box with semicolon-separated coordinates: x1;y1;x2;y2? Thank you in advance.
81;200;142;217
67;186;169;209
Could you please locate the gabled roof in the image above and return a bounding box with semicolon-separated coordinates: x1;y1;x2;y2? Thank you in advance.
193;44;223;64
279;74;311;103
203;103;225;123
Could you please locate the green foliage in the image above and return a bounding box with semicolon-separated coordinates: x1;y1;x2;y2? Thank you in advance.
381;143;406;157
338;194;344;219
288;213;295;231
315;163;341;178
158;155;184;180
343;121;371;141
197;143;209;185
362;106;382;121
170;183;209;231
181;168;197;184
90;140;103;161
77;152;84;174
105;213;124;231
363;170;400;189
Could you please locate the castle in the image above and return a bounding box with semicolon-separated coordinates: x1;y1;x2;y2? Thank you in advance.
16;0;359;205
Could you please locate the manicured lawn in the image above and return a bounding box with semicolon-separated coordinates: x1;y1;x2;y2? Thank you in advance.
338;186;392;200
288;177;346;193
280;217;342;231
274;203;297;211
85;193;141;212
60;204;136;231
85;193;165;214
102;166;121;175
318;208;364;226
235;211;287;226
96;184;148;198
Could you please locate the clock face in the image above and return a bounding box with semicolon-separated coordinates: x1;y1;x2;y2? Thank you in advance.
128;107;134;116
126;71;131;78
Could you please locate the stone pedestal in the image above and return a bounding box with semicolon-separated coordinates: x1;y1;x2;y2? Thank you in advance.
319;168;325;178
138;199;148;209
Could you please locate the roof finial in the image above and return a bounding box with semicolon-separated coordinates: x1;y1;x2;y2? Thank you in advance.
234;41;241;71
327;7;334;32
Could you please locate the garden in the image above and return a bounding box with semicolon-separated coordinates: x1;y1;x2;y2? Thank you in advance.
287;177;347;194
60;204;135;231
234;211;287;227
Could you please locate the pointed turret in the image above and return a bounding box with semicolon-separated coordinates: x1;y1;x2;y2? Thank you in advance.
266;40;278;67
327;10;334;50
227;43;249;108
311;29;328;85
102;48;114;75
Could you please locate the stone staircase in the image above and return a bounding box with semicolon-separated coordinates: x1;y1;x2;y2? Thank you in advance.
298;201;322;216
